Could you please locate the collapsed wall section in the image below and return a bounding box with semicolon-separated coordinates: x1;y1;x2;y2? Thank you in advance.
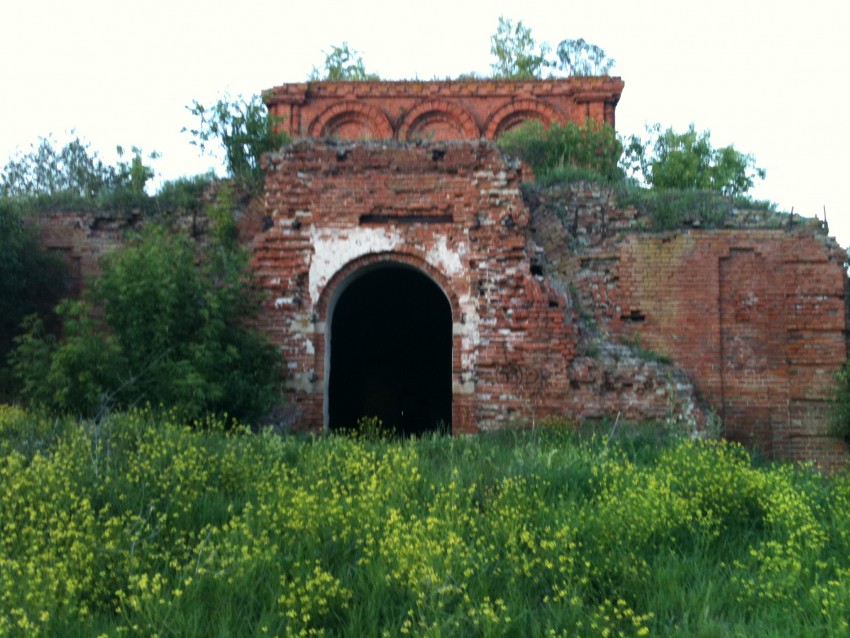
27;208;143;297
530;182;849;466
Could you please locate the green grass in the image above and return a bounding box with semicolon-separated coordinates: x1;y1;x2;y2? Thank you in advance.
1;405;849;637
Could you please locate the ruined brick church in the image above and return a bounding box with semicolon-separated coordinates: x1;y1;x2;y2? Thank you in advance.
37;77;850;465
252;76;850;464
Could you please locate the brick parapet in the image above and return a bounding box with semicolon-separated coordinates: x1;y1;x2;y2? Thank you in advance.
264;77;624;141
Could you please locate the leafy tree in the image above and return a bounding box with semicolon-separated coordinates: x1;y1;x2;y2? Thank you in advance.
1;134;157;201
489;17;614;79
115;145;156;194
490;16;550;79
623;123;766;197
496;118;623;182
184;94;289;195
555;38;615;76
309;42;379;81
11;188;283;422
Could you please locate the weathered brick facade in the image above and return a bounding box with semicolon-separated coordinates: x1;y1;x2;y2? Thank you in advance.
27;78;849;466
530;183;850;466
251;139;701;436
264;77;624;141
254;140;578;433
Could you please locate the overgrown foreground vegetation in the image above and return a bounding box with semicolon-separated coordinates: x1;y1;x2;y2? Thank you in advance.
2;407;850;637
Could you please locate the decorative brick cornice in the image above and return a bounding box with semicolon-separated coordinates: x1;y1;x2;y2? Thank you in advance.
264;77;625;140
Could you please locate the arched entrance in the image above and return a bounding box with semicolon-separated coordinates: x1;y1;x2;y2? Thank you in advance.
327;264;452;436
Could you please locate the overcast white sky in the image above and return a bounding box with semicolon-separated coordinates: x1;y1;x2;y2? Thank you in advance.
2;0;848;250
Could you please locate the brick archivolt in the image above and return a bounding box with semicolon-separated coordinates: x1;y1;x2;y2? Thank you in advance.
483;99;565;139
307;101;394;139
315;251;461;324
305;97;568;141
396;100;480;141
266;78;624;140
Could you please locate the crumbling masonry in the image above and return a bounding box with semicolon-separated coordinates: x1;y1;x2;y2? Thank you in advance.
33;78;849;466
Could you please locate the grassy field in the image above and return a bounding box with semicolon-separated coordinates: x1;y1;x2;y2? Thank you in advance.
1;406;849;637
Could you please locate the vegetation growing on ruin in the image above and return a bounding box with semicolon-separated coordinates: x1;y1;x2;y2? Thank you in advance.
485;18;776;231
0;134;160;214
489;16;552;79
497;118;623;184
489;16;616;79
613;187;776;231
0;131;221;219
0;134;156;202
832;362;850;443
9;187;282;423
1;406;849;637
622;123;766;198
497;116;776;231
184;93;290;196
308;42;380;82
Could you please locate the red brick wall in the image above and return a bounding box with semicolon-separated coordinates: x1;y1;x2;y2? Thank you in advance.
612;232;847;460
27;209;145;296
530;182;849;467
264;77;624;141
254;140;575;432
27;142;848;467
253;140;700;436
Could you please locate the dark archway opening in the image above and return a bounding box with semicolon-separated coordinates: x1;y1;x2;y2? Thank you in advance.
328;266;452;436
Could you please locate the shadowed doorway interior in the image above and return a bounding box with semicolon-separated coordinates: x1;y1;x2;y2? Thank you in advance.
328;265;452;436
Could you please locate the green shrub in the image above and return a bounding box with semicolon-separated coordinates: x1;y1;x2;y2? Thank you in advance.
184;94;289;196
1;134;157;205
0;200;67;395
10;301;126;417
831;360;850;443
11;191;282;423
497;118;624;183
623;123;766;198
153;172;215;217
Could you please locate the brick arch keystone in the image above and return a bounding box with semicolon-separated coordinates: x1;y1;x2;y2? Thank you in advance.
396;100;480;141
307;101;393;139
483;98;564;140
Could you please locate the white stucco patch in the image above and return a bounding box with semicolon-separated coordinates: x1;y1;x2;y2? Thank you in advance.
426;235;465;277
456;293;480;372
309;226;404;304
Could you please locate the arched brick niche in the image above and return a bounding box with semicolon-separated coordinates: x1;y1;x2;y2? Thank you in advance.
483;98;565;139
307;101;394;139
265;77;625;140
396;100;480;141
